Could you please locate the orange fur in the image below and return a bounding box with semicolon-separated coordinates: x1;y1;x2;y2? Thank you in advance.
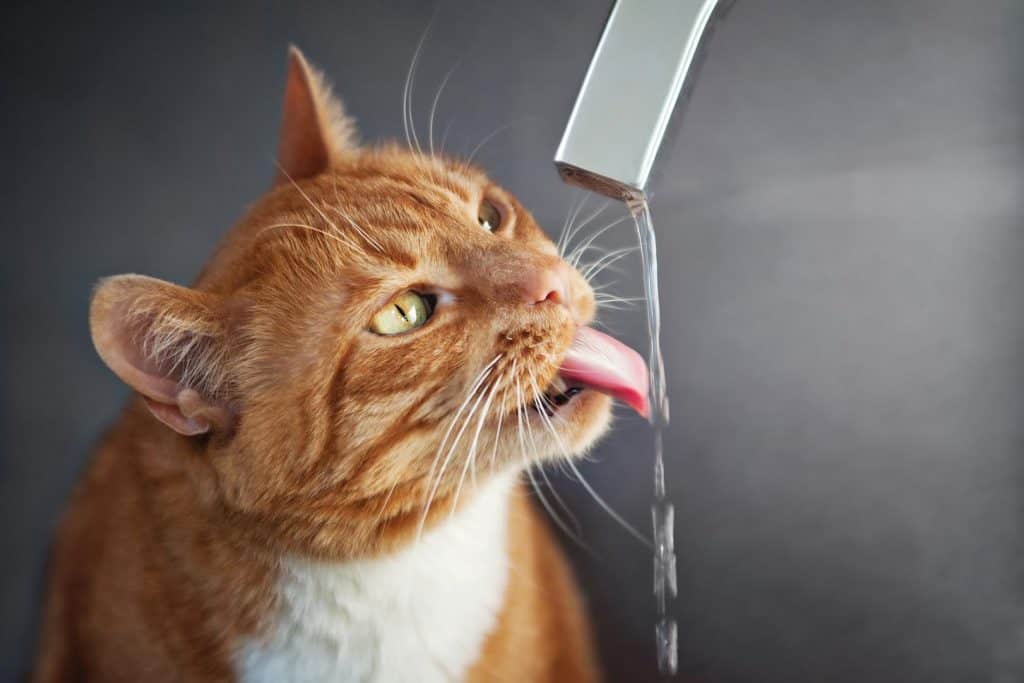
34;48;605;681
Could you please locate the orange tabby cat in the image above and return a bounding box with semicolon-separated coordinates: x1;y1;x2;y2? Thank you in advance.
33;48;650;683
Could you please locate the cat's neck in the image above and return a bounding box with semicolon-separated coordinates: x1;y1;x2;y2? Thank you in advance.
78;403;526;681
235;468;519;683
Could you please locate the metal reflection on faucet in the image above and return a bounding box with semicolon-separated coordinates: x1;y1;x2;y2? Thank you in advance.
555;0;721;202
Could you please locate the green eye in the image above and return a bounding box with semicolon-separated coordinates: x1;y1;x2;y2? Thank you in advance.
370;291;435;335
478;198;501;232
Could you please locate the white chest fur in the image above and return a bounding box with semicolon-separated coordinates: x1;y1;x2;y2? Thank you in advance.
235;472;516;683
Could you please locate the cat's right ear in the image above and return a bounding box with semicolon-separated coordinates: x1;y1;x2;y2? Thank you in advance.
275;46;360;186
90;275;233;437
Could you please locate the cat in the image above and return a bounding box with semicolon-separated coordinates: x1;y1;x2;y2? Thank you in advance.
32;47;650;683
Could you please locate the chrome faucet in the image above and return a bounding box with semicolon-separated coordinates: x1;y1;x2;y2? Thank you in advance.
555;0;722;202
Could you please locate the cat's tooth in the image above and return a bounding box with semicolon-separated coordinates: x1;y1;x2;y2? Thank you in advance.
550;376;568;395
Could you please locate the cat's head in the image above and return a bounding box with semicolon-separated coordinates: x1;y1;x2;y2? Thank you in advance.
89;48;648;558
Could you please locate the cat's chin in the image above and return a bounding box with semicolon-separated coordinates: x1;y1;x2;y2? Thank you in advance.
526;388;614;457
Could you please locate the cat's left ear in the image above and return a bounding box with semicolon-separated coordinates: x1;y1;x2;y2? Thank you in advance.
90;275;234;437
275;46;360;185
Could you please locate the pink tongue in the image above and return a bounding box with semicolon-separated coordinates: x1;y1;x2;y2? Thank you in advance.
558;327;650;418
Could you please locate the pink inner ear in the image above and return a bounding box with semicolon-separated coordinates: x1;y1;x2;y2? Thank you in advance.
94;301;180;404
91;281;217;437
99;309;212;436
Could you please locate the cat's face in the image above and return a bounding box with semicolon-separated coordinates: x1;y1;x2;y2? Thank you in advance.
90;49;647;559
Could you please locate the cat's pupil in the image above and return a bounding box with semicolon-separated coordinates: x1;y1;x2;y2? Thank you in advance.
478;199;501;232
369;292;435;335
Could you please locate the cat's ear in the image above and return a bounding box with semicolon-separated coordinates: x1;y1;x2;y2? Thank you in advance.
90;275;233;436
275;46;359;185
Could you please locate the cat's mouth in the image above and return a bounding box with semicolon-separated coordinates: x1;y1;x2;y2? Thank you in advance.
528;326;650;419
530;375;587;417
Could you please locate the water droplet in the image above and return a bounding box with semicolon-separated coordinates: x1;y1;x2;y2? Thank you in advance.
655;617;678;676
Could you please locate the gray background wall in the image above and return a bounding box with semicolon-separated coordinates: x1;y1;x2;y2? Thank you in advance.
3;1;1023;681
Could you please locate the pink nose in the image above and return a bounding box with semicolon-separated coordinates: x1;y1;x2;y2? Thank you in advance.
519;262;569;306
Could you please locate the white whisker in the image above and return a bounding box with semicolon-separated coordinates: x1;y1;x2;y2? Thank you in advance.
330;176;385;252
256;222;352;249
530;377;650;547
515;375;585;544
415;354;502;540
594;295;643;304
488;371;510;472
421;376;490;533
524;378;583;534
594;297;641;311
567;214;631;269
558;195;588;257
428;61;460;156
273;164;361;250
403;22;432;155
581;246;640;281
439;116;457;157
556;194;584;255
562;201;610;259
450;371;503;516
591;280;619;292
465;120;520;166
